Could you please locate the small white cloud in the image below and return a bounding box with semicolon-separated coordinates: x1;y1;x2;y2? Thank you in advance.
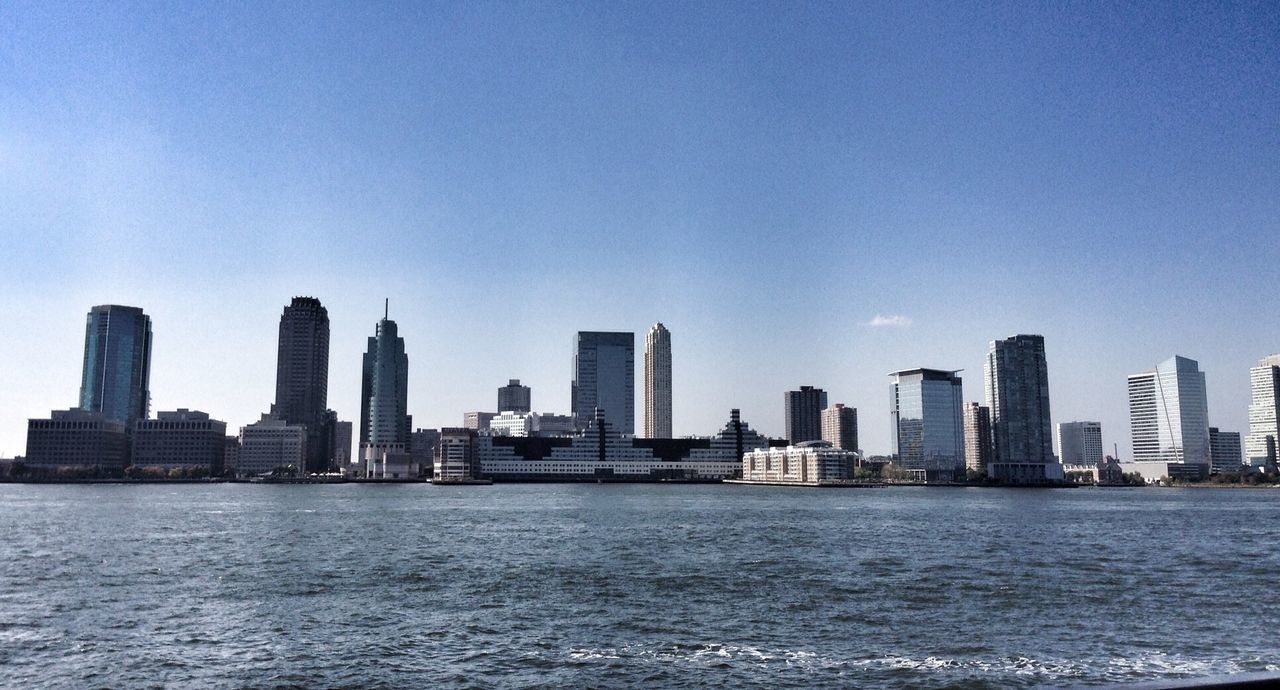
864;314;913;328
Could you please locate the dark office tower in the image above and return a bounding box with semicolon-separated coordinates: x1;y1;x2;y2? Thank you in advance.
79;305;152;427
360;303;410;446
572;332;635;434
784;386;827;443
498;379;532;414
273;297;330;472
984;334;1056;482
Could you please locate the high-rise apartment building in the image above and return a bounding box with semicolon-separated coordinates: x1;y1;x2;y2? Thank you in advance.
962;402;992;472
1127;355;1210;466
360;304;410;446
498;379;532;414
644;323;672;438
820;404;858;452
1056;421;1103;466
1208;427;1242;474
79;305;152;427
1246;354;1280;467
784;386;828;444
572;331;635;434
273;297;331;473
985;334;1058;482
890;369;964;482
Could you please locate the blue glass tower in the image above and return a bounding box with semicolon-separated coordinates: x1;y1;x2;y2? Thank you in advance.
79;305;152;427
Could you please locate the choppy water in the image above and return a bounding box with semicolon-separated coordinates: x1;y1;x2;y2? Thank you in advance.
1;483;1278;688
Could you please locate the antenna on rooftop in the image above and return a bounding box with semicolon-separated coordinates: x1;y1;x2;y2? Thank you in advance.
384;298;388;320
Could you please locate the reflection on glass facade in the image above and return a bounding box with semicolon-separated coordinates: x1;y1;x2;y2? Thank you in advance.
1127;355;1209;465
361;311;410;446
890;369;964;482
572;332;635;435
79;305;152;427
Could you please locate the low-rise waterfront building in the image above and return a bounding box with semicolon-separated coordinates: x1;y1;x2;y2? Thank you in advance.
223;436;240;476
739;440;857;485
1208;427;1243;474
436;428;478;481
238;414;306;477
132;409;227;474
24;408;130;474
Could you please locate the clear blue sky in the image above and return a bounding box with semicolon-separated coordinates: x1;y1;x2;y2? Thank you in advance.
2;1;1277;458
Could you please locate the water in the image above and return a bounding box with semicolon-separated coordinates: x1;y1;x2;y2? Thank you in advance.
1;484;1277;688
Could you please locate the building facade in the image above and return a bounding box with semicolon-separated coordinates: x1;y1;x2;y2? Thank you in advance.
1056;421;1103;467
497;379;532;414
572;331;635;434
644;322;672;438
272;297;331;473
1246;354;1280;467
962;402;993;472
25;409;130;474
360;308;410;447
820;403;858;452
890;369;964;482
1127;355;1210;467
132;409;227;474
984;335;1057;482
784;386;828;444
436;428;478;481
79;304;152;427
238;414;306;476
1208;427;1243;474
489;411;576;437
463;412;496;431
740;441;857;485
333;420;353;468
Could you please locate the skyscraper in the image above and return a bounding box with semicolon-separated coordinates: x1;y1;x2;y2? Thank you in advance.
1208;427;1242;474
1246;354;1280;467
360;303;410;446
1127;355;1210;466
784;386;827;443
984;334;1058;482
79;304;152;428
820;403;858;451
572;331;634;434
1056;421;1103;466
644;323;672;438
890;369;964;482
498;379;532;414
962;402;992;472
273;296;330;473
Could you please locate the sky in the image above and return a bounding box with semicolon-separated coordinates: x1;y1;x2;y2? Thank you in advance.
1;1;1278;459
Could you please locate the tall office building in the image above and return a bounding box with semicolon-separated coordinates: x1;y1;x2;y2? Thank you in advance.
962;402;993;472
273;297;331;473
498;379;532;414
1246;354;1280;467
1208;427;1242;474
79;305;152;427
360;303;410;446
644;323;672;438
572;331;635;434
984;334;1058;482
820;404;858;452
1056;421;1103;466
784;386;828;443
1127;355;1210;466
890;369;964;482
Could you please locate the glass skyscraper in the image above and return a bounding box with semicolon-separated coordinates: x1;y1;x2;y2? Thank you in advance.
572;331;634;435
984;334;1058;482
1127;355;1210;466
890;369;964;482
1246;354;1280;467
360;308;410;446
79;304;152;427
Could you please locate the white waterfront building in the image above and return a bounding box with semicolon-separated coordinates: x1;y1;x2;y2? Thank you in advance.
740;441;857;485
1246;354;1280;467
1127;355;1210;467
644;323;672;438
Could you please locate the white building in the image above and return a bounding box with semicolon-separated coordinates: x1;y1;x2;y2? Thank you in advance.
644;323;672;438
740;441;857;485
1127;356;1210;468
1056;421;1103;466
435;428;477;481
489;411;576;437
1246;354;1280;467
238;414;306;477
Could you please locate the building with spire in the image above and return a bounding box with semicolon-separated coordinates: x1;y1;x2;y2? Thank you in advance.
360;301;411;448
644;323;672;438
273;296;331;472
79;304;152;428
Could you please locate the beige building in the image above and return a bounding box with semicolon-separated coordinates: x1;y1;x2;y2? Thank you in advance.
740;441;856;485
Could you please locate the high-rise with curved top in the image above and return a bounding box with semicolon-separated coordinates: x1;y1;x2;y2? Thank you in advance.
79;305;152;428
360;305;410;446
644;323;672;438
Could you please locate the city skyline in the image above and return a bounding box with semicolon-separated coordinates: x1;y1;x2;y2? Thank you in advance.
2;3;1278;458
